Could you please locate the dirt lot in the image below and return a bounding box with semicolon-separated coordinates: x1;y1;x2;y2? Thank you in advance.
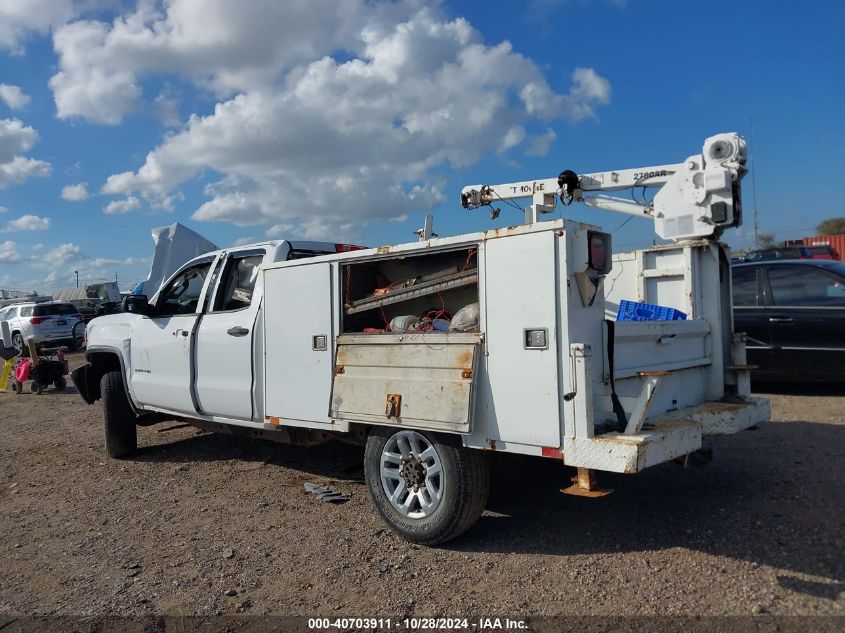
0;351;843;622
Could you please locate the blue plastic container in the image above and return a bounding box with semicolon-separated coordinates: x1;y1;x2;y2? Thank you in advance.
616;300;687;322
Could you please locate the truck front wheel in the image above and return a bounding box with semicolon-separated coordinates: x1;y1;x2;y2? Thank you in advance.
101;370;137;458
364;428;490;545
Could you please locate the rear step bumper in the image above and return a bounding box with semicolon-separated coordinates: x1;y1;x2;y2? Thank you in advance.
562;397;769;474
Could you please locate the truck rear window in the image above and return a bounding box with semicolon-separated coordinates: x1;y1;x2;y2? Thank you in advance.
287;249;333;260
33;303;78;316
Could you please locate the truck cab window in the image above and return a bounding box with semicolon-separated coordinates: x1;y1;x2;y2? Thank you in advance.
156;262;212;316
214;254;263;311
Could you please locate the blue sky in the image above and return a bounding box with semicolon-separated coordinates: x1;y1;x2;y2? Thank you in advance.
0;0;843;291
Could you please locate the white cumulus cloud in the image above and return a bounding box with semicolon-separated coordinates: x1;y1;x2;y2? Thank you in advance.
266;224;294;238
103;195;141;214
61;182;89;201
0;240;21;264
89;0;610;237
52;1;611;238
525;128;558;157
0;0;122;54
0;84;31;109
3;214;51;232
498;125;526;154
0;0;76;54
0;118;52;188
32;241;149;285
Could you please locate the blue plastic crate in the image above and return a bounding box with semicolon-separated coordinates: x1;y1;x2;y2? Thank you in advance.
617;300;687;322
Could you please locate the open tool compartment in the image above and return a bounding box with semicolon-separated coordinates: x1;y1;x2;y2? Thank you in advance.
331;245;482;433
340;246;480;334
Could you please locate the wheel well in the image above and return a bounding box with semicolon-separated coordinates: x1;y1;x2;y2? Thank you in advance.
86;351;124;401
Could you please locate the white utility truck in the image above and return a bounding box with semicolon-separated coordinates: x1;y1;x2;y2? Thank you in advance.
73;133;769;544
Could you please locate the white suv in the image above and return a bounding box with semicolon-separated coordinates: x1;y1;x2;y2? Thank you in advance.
0;301;85;355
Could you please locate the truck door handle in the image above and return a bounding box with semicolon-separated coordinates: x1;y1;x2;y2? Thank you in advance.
768;317;793;324
227;326;250;337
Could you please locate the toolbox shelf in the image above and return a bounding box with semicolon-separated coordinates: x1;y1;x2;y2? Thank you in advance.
345;269;478;315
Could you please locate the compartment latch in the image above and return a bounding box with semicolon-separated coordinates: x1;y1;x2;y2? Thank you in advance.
385;393;402;418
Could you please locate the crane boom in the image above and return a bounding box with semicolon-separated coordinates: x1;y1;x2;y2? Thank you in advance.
460;132;747;242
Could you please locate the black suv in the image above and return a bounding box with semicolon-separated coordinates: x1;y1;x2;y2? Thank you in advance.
732;259;845;381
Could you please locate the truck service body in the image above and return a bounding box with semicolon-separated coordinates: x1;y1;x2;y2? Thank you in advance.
73;133;769;543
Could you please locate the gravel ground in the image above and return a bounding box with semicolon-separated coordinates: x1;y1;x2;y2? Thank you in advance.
0;352;843;623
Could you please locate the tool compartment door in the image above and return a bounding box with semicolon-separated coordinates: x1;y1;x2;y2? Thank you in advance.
330;333;481;433
263;263;334;423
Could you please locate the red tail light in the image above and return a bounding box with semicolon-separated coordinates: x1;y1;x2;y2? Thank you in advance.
335;243;367;252
588;231;612;274
30;317;47;324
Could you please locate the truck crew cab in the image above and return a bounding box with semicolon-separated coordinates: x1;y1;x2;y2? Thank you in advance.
74;133;769;544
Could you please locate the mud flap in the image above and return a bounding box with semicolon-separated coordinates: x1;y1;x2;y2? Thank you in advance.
71;363;97;404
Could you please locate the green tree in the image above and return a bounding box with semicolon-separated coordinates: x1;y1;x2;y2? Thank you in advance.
757;233;776;249
817;217;845;235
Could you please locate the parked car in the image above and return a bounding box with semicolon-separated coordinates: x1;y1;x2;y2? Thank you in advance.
804;244;837;259
742;245;835;262
0;301;85;356
68;298;102;323
732;259;845;381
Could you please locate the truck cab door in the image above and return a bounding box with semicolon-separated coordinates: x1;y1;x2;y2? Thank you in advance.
129;257;216;414
193;249;266;420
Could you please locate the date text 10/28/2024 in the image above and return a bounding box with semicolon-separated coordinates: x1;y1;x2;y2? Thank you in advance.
308;618;528;630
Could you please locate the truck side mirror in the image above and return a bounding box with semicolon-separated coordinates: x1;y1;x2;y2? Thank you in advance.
123;294;152;316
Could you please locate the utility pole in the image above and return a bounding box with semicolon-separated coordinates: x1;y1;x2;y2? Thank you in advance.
749;116;760;248
75;270;79;288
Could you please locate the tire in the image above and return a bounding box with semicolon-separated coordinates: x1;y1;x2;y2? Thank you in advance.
31;381;43;395
101;370;137;458
54;376;67;391
11;379;21;394
364;427;490;545
11;333;28;358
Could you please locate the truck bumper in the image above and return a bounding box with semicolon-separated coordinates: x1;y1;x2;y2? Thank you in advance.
71;363;97;404
563;397;770;474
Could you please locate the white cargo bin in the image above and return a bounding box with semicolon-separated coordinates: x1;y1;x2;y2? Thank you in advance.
331;332;481;433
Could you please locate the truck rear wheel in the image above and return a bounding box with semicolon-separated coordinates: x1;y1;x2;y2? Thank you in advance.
364;428;490;545
101;370;137;458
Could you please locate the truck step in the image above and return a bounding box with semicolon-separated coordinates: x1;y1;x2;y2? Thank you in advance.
564;419;702;474
562;397;769;474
